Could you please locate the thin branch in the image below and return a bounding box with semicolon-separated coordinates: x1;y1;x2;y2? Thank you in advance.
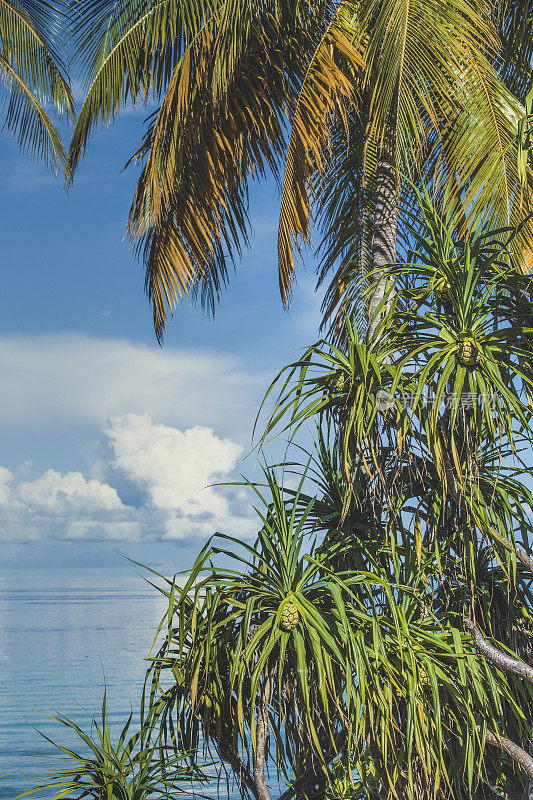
479;725;533;781
253;665;274;800
218;737;259;800
482;780;513;800
517;548;533;578
464;618;533;683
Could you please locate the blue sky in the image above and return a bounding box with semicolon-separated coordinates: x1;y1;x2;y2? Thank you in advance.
0;111;323;574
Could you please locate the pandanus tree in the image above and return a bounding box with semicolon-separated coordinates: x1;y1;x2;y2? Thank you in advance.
144;466;509;800
136;192;533;800
21;692;202;800
0;0;73;171
67;0;533;340
25;201;533;799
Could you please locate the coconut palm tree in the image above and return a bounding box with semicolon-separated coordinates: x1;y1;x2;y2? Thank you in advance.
0;0;73;171
67;0;533;340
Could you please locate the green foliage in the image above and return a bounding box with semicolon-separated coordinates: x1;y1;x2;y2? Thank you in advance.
19;691;201;800
138;451;530;799
386;190;533;453
0;0;73;170
67;0;533;339
25;185;533;800
262;190;533;503
256;316;397;468
137;189;533;799
144;471;364;783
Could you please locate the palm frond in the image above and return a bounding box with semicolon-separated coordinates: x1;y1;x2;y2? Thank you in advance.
0;0;73;170
277;0;364;304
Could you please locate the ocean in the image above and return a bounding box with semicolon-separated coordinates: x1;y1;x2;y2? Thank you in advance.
0;568;191;800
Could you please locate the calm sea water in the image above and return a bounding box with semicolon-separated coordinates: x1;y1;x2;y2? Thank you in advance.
0;569;192;800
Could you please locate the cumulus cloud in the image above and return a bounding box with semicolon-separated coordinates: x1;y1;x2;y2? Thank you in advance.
0;467;140;542
0;414;254;544
105;414;245;537
0;336;269;554
17;470;124;514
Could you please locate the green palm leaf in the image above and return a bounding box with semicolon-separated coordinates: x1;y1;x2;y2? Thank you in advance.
0;0;73;170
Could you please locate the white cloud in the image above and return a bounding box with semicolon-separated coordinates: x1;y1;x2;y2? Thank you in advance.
106;413;249;539
16;470;124;514
0;467;138;542
0;335;275;552
0;467;13;502
0;334;263;439
0;414;254;544
107;414;240;505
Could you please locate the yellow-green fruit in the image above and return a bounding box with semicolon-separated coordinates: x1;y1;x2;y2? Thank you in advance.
280;601;300;632
458;337;478;367
333;372;346;392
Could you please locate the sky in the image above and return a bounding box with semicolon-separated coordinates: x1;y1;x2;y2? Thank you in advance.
0;109;324;575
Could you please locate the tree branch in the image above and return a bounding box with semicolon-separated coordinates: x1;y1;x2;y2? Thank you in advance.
482;779;513;800
253;665;274;800
517;548;533;578
218;733;259;800
464;618;533;683
479;725;533;781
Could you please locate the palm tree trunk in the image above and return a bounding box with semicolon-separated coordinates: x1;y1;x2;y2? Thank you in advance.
368;147;397;342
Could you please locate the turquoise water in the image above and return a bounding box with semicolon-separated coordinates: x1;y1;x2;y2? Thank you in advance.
0;569;178;800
